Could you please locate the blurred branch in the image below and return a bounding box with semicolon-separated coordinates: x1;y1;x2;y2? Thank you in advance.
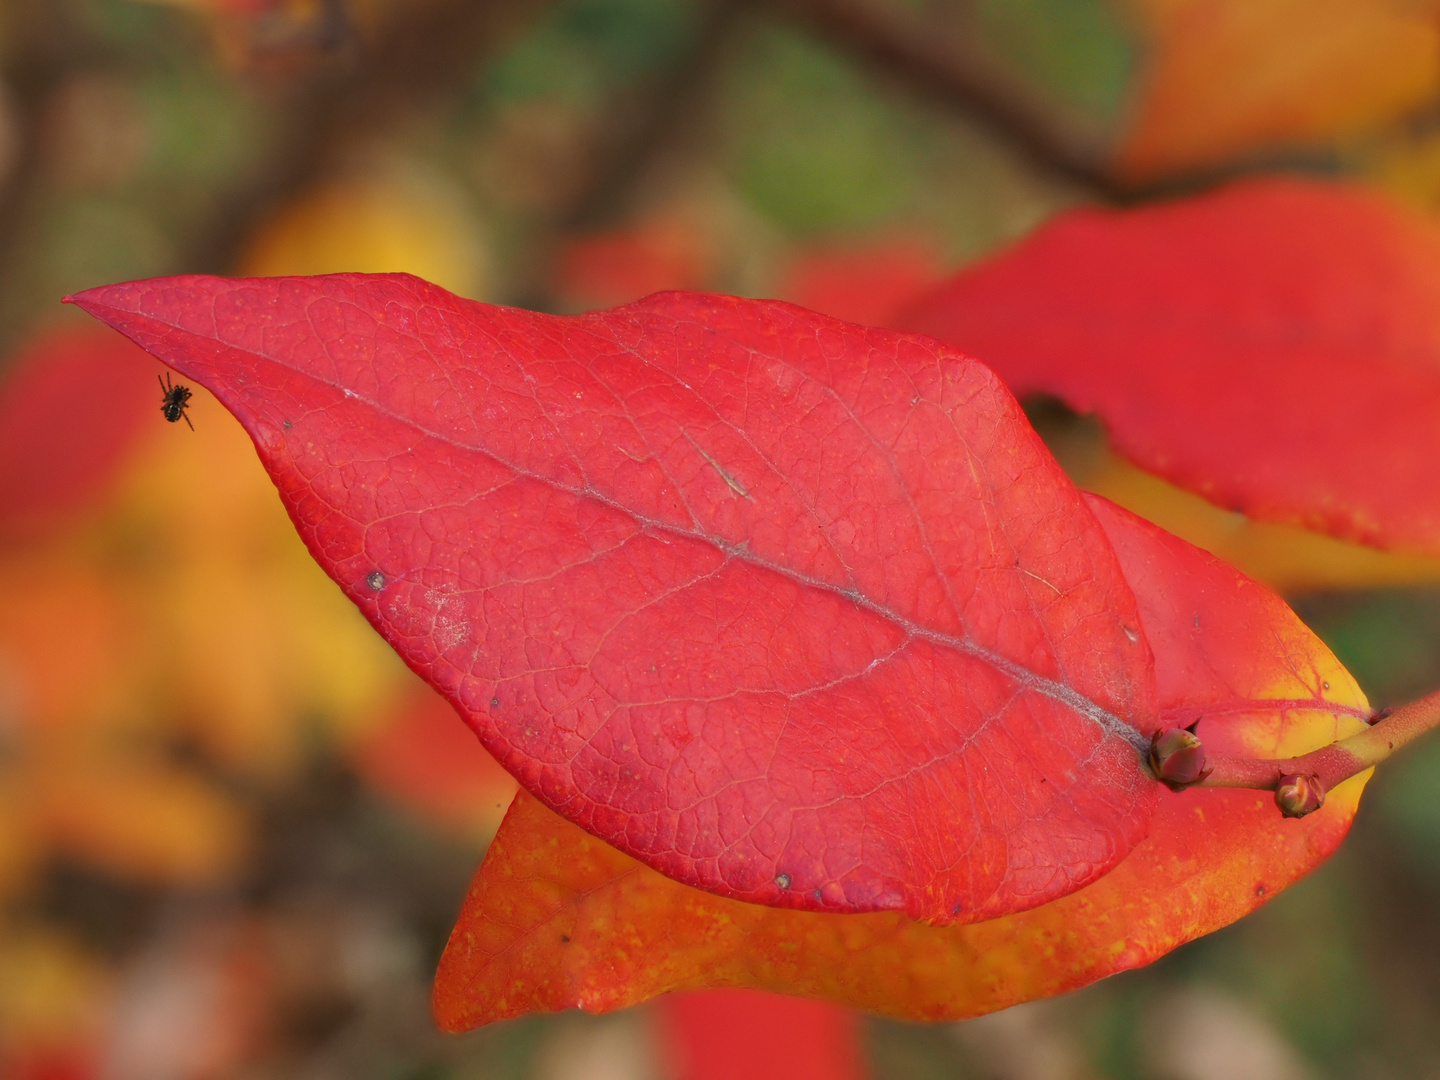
563;0;747;231
0;7;97;318
515;0;748;309
190;0;561;272
761;0;1121;196
763;0;1373;204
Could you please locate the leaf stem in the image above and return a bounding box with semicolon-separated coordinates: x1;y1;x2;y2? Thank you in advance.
1197;686;1440;793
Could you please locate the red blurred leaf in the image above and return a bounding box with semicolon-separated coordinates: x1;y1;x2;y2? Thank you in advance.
0;325;155;539
657;991;863;1080
554;222;711;310
3;1050;97;1080
351;682;518;832
776;239;943;328
431;497;1370;1027
897;179;1440;554
70;273;1159;925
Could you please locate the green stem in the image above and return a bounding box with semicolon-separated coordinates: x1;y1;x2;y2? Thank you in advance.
1198;686;1440;792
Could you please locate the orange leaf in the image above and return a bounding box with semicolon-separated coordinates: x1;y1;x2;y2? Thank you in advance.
0;558;134;732
37;759;250;887
1120;0;1440;178
433;498;1370;1027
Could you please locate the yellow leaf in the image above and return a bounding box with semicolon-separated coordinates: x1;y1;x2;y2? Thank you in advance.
240;162;490;299
1085;450;1440;592
0;928;110;1049
109;386;409;775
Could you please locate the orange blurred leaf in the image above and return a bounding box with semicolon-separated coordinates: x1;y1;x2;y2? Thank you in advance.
1120;0;1440;178
109;381;409;776
37;759;250;887
0;558;134;732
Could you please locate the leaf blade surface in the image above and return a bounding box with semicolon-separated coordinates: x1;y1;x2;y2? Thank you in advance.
70;274;1158;923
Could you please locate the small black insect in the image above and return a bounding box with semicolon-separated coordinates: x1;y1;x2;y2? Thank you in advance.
159;372;194;430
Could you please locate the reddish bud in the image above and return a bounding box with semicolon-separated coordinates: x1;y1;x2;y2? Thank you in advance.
1149;726;1211;790
1275;774;1325;818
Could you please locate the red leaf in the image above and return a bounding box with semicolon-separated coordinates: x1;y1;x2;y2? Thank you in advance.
0;325;155;539
775;239;943;328
68;273;1159;924
554;222;711;310
657;992;864;1080
350;682;518;832
431;497;1370;1028
896;178;1440;553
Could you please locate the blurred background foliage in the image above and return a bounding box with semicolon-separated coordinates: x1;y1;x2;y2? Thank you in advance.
2;0;1440;1077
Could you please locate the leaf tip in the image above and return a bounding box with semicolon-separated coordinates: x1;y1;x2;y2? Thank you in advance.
60;285;119;321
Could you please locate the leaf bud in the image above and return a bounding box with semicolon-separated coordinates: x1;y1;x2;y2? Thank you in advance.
1275;773;1325;818
1149;725;1211;790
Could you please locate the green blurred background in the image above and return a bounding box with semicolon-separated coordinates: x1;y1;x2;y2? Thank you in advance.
4;0;1440;1076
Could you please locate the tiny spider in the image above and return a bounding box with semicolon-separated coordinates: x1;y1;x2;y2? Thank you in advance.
158;372;194;430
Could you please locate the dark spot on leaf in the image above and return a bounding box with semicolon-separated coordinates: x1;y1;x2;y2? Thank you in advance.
366;571;385;590
812;889;822;902
491;698;500;707
283;419;292;430
952;902;963;916
560;934;571;944
775;874;791;889
1255;883;1266;897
